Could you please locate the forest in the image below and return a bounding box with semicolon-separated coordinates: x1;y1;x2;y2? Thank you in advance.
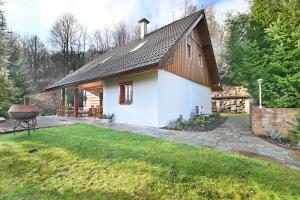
0;0;299;118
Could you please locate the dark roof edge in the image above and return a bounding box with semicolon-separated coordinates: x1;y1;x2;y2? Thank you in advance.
138;18;150;24
45;62;159;91
158;10;204;68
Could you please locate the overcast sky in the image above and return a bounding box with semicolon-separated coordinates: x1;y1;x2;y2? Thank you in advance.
3;0;249;44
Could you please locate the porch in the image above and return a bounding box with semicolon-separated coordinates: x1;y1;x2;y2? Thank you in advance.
56;81;103;118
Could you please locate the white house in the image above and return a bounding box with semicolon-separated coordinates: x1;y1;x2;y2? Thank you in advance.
46;10;221;127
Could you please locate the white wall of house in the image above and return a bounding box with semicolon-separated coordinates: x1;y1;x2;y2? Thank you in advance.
157;70;211;127
103;69;211;127
103;70;159;127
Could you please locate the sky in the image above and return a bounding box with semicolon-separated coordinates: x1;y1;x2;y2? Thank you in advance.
3;0;249;45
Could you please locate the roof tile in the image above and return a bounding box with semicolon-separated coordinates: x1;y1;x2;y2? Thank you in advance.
47;11;203;90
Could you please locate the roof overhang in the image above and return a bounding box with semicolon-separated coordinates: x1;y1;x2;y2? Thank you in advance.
46;64;159;91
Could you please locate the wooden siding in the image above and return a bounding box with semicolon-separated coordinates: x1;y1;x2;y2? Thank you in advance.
84;87;100;109
163;28;212;87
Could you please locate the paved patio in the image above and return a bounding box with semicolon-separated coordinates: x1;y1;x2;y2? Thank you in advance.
1;115;300;170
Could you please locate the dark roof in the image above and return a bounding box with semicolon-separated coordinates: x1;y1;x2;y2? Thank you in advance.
138;18;150;24
47;10;214;90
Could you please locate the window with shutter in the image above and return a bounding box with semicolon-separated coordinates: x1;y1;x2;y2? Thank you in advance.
119;82;133;104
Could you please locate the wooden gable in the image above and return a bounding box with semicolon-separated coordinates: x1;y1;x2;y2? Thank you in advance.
163;16;220;90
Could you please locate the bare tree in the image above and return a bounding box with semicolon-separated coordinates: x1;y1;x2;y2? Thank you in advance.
79;26;88;53
183;0;198;17
102;26;112;50
77;25;88;65
49;12;81;73
22;34;49;90
89;30;105;53
111;21;130;47
131;24;140;40
205;4;226;75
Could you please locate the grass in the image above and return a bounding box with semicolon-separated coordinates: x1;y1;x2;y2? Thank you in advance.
0;124;299;199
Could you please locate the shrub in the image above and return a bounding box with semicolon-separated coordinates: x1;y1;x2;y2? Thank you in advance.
177;115;188;129
266;129;284;143
100;113;114;119
0;101;10;118
167;115;188;130
209;112;220;118
288;111;300;144
195;116;205;126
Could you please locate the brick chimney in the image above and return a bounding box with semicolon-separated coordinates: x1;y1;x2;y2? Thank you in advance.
138;18;150;39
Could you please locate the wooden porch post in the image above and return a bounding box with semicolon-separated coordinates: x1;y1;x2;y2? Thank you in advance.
99;87;103;115
61;88;65;107
74;87;79;117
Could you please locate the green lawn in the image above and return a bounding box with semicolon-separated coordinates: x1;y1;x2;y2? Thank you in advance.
0;124;299;199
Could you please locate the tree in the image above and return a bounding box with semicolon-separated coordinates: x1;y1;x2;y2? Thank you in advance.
103;26;112;50
223;0;300;108
22;34;49;90
0;0;7;72
49;13;81;73
78;25;88;62
111;22;130;47
183;0;198;17
0;1;17;117
6;34;31;103
205;4;226;79
89;30;105;53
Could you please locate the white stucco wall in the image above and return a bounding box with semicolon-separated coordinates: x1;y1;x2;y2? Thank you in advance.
103;70;159;127
157;70;211;127
103;69;211;127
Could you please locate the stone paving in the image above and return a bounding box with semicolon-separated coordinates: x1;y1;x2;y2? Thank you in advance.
1;115;300;170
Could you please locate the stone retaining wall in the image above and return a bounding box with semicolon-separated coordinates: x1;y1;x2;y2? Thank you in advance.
250;104;299;137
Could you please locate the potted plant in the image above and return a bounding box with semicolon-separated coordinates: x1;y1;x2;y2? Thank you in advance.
99;113;114;123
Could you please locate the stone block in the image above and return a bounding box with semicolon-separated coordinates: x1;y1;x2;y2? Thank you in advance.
288;109;298;118
272;117;284;123
289;151;300;161
280;127;289;137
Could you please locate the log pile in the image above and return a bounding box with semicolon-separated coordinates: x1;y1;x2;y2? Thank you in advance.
211;86;250;113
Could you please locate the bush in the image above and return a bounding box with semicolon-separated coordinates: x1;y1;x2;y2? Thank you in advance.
266;129;284;143
0;101;10;118
195;116;205;126
100;113;114;119
177;115;188;129
209;112;220;118
167;115;188;130
288;111;300;144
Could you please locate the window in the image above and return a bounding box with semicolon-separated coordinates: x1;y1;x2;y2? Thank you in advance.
198;53;203;67
119;82;133;104
101;56;112;63
187;43;191;58
130;40;147;52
